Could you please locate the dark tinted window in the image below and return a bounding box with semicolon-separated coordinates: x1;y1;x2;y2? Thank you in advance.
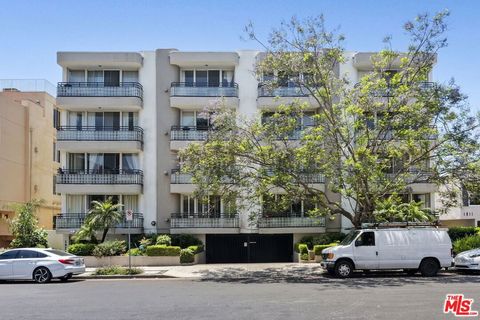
17;250;42;259
0;250;19;260
357;232;375;246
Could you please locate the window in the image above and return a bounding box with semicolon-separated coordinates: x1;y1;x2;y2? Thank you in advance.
182;70;234;87
104;70;120;87
53;175;57;195
68;70;85;82
184;71;194;86
122;71;139;83
53;109;60;129
68;153;85;172
45;250;71;257
0;250;19;260
356;232;375;246
17;250;44;259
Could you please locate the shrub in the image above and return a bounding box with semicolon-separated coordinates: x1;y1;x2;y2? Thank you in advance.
171;234;203;248
145;245;181;256
92;240;127;257
313;243;338;255
67;243;95;256
297;233;346;250
126;248;145;256
300;253;309;261
187;245;204;254
298;244;308;255
448;227;480;242
156;234;171;246
180;249;195;263
94;265;143;276
453;235;480;254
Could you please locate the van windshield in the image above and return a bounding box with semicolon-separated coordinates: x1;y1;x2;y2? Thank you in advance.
340;231;361;245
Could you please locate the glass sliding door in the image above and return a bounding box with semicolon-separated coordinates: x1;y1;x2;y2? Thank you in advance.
184;70;194;86
104;154;120;173
122;154;138;173
87;71;103;83
196;71;208;86
104;112;120;131
104;70;120;87
208;70;220;87
68;153;85;173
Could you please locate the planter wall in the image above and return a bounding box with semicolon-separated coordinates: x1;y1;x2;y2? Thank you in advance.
84;253;204;267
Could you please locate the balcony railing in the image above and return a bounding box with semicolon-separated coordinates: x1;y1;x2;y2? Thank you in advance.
55;213;144;230
385;169;433;183
258;84;310;97
170;126;209;141
170;169;193;184
57;126;143;143
170;213;239;228
57;82;143;99
265;170;325;184
258;213;326;228
170;82;238;97
355;81;436;97
56;169;143;184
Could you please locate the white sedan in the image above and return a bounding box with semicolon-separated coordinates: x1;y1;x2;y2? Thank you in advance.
454;248;480;272
0;248;85;283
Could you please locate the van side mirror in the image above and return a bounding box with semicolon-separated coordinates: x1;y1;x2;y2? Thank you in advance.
355;239;362;247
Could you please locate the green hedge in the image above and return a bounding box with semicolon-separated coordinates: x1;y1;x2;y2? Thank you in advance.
145;245;181;256
67;243;95;256
294;233;346;251
171;234;203;248
448;227;480;242
298;244;308;255
187;245;204;254
180;249;195;263
126;248;145;256
453;235;480;254
156;234;172;246
92;241;127;257
313;243;338;255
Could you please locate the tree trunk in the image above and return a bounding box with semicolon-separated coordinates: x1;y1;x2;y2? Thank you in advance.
101;228;109;243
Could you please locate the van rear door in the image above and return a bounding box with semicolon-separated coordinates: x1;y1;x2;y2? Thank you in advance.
353;231;378;270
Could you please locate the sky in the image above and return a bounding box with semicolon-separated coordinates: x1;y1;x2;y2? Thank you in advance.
0;0;478;109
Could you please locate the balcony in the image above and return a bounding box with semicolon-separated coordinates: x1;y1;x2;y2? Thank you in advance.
57;82;143;111
56;126;143;152
56;169;143;194
55;213;144;234
258;213;326;233
355;81;436;98
170;169;235;193
170;213;240;234
385;169;437;193
257;84;319;110
170;126;208;150
170;82;239;110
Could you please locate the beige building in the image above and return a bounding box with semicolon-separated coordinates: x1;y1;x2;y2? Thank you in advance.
0;80;61;247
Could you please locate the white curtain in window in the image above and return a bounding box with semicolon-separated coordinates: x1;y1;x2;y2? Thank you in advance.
122;71;139;82
122;112;138;127
87;112;96;127
181;111;195;126
123;195;138;212
66;195;85;213
122;154;138;171
87;71;103;83
88;153;103;172
69;70;85;82
68;112;78;126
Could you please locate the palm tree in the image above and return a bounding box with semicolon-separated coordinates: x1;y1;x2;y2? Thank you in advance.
82;197;124;243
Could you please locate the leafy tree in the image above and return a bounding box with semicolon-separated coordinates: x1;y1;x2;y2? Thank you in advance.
6;199;48;248
74;197;123;243
180;12;480;227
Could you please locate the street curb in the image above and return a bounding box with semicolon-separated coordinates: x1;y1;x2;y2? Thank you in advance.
76;274;177;280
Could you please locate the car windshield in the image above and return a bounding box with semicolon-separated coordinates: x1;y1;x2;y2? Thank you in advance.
340;231;361;245
45;249;72;257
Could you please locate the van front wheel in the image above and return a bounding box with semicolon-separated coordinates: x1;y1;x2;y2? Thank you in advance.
335;260;353;278
419;258;439;277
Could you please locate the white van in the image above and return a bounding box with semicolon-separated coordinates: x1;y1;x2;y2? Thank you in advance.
321;228;453;278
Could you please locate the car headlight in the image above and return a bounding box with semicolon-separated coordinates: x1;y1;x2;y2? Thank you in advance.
327;253;335;260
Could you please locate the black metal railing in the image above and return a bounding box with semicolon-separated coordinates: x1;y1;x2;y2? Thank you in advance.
354;81;436;97
170;82;238;97
55;213;144;229
57;126;143;143
265;169;325;184
170;125;210;141
57;82;143;99
170;213;239;228
258;212;326;228
56;169;143;185
258;84;310;97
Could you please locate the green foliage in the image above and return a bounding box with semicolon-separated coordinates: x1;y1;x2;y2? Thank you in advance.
180;248;195;263
139;237;153;248
295;233;346;251
298;244;309;255
74;197;123;243
126;248;145;256
187;245;204;254
156;234;172;246
374;196;435;223
453;235;480;254
313;243;338;255
7;199;48;248
92;240;127;257
67;243;95;256
300;253;309;261
170;234;203;248
145;245;181;256
94;266;143;276
448;227;480;242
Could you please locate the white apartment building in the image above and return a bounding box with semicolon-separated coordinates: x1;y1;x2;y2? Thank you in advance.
54;50;438;262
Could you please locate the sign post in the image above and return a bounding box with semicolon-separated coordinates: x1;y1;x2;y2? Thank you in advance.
125;209;133;271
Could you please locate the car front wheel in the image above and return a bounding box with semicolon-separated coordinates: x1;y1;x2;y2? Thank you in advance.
335;260;354;278
33;267;52;284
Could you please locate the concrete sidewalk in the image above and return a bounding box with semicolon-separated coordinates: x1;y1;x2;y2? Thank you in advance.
78;263;325;279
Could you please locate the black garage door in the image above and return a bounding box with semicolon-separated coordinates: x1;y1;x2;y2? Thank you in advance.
206;234;293;263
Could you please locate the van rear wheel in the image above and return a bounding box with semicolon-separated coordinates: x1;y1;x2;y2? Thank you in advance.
335;260;353;278
419;258;439;277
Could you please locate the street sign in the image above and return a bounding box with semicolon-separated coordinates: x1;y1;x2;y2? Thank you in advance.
126;209;133;221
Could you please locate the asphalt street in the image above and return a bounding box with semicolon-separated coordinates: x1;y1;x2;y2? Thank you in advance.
0;272;479;320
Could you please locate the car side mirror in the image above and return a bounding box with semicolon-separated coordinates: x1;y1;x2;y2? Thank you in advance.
355;239;362;247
